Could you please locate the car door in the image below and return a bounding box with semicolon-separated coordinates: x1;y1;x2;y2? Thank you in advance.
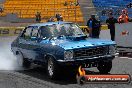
26;25;54;63
18;26;33;59
28;26;44;62
29;26;53;63
36;26;55;63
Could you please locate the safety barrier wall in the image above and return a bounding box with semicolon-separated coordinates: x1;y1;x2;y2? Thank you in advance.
0;25;108;36
0;27;24;36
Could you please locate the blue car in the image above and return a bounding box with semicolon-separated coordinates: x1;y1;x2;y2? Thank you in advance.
11;22;116;79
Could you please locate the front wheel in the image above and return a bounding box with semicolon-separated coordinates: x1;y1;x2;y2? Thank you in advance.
47;57;60;79
97;61;112;74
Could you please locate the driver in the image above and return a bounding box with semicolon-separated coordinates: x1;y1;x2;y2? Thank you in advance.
68;27;74;36
59;26;67;36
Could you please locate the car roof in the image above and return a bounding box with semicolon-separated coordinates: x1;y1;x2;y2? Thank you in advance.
29;21;73;27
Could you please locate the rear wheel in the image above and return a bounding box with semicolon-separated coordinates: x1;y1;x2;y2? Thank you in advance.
16;51;31;69
47;56;60;79
97;61;112;74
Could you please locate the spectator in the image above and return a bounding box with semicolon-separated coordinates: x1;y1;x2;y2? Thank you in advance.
106;12;118;41
56;14;63;21
109;8;113;15
0;7;3;13
70;0;79;6
35;12;41;23
118;9;129;23
87;14;101;38
64;1;68;6
75;0;79;6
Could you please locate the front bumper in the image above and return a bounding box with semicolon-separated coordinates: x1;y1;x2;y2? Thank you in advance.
57;55;115;66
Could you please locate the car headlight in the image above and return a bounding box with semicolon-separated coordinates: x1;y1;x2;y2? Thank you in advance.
64;50;74;61
109;45;116;54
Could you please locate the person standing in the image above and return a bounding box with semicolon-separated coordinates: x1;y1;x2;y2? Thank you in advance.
106;12;118;41
0;7;3;13
35;12;41;23
87;14;101;38
56;14;63;21
118;9;129;23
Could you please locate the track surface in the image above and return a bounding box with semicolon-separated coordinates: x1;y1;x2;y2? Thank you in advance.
0;35;132;88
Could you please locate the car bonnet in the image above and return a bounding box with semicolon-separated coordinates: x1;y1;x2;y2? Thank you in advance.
41;38;116;50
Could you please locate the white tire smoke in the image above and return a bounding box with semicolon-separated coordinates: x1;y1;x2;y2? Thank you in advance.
0;37;24;70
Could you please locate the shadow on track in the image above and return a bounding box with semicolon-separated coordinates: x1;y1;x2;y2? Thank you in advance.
17;67;101;85
118;52;132;58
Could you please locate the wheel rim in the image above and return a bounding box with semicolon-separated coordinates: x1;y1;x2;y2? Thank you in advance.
48;59;54;77
16;52;23;67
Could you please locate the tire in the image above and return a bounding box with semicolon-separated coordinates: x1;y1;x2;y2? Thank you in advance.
16;51;31;69
47;56;60;79
97;61;112;74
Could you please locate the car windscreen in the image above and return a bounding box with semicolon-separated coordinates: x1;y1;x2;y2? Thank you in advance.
40;23;85;38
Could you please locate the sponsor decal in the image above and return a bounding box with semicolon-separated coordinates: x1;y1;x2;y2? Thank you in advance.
121;30;129;36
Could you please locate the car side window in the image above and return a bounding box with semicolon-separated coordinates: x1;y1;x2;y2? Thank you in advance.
39;26;52;39
21;26;33;39
31;26;39;37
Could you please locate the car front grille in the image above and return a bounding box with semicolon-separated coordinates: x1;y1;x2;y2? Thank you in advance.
74;46;108;58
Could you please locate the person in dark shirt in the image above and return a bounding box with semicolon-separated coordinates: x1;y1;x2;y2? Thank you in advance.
106;12;118;41
0;7;3;13
56;14;63;21
87;14;101;38
35;12;41;23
